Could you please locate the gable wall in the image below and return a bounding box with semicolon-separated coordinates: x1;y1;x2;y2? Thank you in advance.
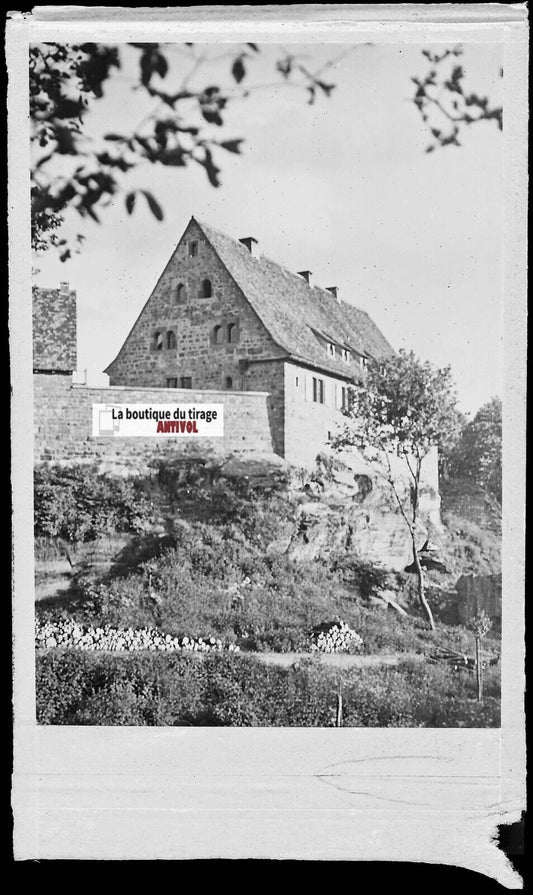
106;220;284;390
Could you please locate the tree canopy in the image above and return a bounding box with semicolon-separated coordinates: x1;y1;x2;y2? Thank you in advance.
30;42;339;259
449;396;502;502
30;42;502;261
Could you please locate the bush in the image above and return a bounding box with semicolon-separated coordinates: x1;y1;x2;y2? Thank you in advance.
34;466;155;541
329;555;391;599
36;650;500;728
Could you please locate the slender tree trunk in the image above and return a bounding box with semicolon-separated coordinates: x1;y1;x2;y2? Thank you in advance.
411;534;435;631
475;635;483;701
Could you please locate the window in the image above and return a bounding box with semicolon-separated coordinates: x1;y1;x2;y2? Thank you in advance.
295;376;299;387
166;330;176;350
154;331;163;351
213;325;224;344
227;322;238;343
188;241;198;257
328;342;335;357
340;386;348;411
180;376;192;389
166;377;178;388
225;376;233;389
200;278;212;298
176;283;186;303
343;349;350;362
360;356;368;370
312;377;325;404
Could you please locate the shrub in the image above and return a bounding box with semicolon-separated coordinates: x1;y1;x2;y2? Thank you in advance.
34;466;154;541
36;650;500;728
329;555;391;599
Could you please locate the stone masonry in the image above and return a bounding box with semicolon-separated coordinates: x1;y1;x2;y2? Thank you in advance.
33;282;77;372
33;374;274;469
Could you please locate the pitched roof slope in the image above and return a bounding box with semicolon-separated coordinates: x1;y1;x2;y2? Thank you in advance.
194;218;395;379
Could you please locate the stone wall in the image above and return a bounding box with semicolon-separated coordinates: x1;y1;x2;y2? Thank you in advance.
284;360;350;467
33;283;77;372
33;374;274;471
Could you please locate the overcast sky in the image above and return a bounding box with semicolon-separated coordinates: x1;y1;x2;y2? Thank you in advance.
32;41;503;415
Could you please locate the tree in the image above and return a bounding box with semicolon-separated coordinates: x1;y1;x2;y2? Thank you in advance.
449;396;502;502
30;42;502;261
30;42;339;260
412;45;503;152
333;350;461;630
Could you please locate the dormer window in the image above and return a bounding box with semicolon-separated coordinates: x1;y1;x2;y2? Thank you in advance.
188;241;198;257
328;342;335;357
200;278;212;298
343;349;350;362
360;356;368;370
166;330;176;350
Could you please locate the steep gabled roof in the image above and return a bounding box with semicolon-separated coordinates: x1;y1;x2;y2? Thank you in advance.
194;218;395;379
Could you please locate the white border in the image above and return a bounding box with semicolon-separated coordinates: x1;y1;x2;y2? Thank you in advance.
9;6;527;880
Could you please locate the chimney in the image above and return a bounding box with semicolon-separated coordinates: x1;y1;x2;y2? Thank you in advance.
239;236;259;256
59;281;70;293
326;286;339;300
298;270;313;286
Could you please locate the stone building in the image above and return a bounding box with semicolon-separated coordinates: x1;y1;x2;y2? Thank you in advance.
106;217;395;467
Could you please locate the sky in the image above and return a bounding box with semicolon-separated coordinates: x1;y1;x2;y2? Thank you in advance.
32;42;503;415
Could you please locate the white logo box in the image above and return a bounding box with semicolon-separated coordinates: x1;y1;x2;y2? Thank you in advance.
92;404;224;437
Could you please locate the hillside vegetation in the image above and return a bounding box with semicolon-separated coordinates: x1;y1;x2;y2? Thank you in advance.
34;462;501;727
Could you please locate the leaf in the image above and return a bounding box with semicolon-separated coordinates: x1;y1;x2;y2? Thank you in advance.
104;133;126;141
141;190;163;221
154;50;169;79
125;192;136;214
232;56;246;84
316;80;335;97
247;42;259;52
219;139;244;154
201;108;223;126
202;148;221;188
54;97;85;120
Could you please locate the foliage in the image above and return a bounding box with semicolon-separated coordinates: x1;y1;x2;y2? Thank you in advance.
412;46;503;152
335;350;460;462
35;649;500;727
30;42;337;258
440;511;501;577
470;610;493;640
333;350;461;629
448;397;502;503
329;554;392;599
34;465;154;541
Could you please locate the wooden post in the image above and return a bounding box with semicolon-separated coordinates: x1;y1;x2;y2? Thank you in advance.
336;690;343;728
476;634;483;702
